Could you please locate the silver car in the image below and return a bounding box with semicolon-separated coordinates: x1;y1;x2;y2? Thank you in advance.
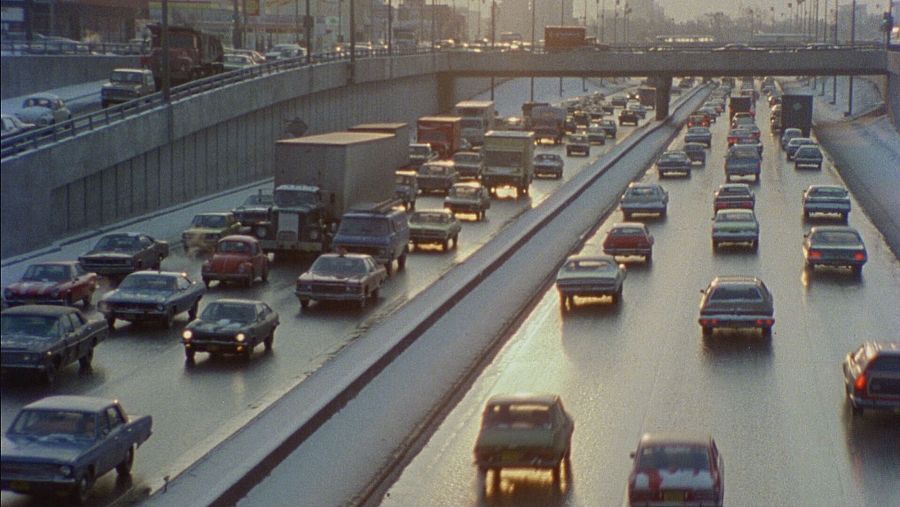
15;93;71;126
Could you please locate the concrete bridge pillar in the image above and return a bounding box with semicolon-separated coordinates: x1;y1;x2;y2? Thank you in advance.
654;75;672;121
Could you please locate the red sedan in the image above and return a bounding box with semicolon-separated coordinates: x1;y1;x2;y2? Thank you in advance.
628;433;725;507
3;261;98;308
603;222;654;263
201;235;269;288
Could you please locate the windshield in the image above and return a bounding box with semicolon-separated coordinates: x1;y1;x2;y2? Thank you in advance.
311;256;368;275
0;315;60;337
338;217;389;236
810;187;847;198
11;410;98;439
200;302;256;323
94;235;140;252
410;212;450;224
409;146;430;156
191;215;228;228
610;227;645;236
638;445;710;472
796;147;820;156
483;403;551;429
243;193;273;206
118;275;176;291
216;240;250;254
22;264;69;282
274;189;317;207
710;285;762;301
225;55;249;64
454;154;480;164
111;71;144;84
626;186;657;198
460;119;483;129
449;186;479;198
484;151;523;167
812;230;862;244
717;211;755;222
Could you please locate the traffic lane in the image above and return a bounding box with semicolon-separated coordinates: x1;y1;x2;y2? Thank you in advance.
380;94;900;506
0;111;648;507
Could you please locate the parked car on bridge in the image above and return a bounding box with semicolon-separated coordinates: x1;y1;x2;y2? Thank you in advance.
802;185;850;221
602;223;654;263
98;271;205;329
0;396;152;503
473;393;574;485
533;153;564;179
714;183;755;211
408;209;461;251
620;182;668;219
699;275;774;338
295;253;387;309
201;235;269;287
803;226;867;276
182;299;279;363
3;261;98;308
182;212;242;253
842;341;900;416
556;254;627;308
100;68;155;108
78;233;169;278
627;433;725;507
712;208;759;251
15;93;71;126
0;305;108;384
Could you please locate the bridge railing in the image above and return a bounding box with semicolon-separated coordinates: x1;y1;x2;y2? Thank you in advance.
0;46;438;160
0;39;149;56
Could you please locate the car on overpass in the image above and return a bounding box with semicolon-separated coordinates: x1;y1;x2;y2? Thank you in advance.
100;68;155;108
15;93;72;127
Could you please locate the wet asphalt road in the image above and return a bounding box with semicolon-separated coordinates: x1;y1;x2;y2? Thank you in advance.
380;94;900;507
0;78;644;506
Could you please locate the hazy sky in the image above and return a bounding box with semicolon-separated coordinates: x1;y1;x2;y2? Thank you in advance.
655;0;887;23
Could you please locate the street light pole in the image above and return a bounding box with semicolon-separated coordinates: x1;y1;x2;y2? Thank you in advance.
432;0;436;51
350;0;356;67
530;0;536;101
831;1;838;104
847;0;856;115
306;0;312;64
162;0;170;103
560;0;564;95
387;0;392;54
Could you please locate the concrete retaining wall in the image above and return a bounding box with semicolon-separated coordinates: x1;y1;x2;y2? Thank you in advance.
0;53;495;258
0;55;140;99
887;50;900;130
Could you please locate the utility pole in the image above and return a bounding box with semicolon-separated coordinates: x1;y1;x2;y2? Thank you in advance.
847;0;856;115
432;0;436;51
162;0;171;103
306;0;312;64
350;0;356;67
530;0;536;101
831;1;838;104
560;0;564;95
387;0;392;54
491;0;496;100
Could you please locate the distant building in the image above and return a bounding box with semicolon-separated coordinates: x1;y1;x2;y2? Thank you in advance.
497;0;575;43
1;0;148;42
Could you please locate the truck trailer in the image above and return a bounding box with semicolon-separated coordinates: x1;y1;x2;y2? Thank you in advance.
257;132;398;257
482;130;535;197
347;123;410;171
780;94;814;137
453;100;496;146
530;105;566;144
417;116;462;159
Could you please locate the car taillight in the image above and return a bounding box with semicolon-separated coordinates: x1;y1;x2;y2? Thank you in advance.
854;372;867;393
853;252;866;261
756;319;774;326
809;250;822;259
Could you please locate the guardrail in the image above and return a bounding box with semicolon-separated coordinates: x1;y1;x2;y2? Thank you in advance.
1;42;886;160
0;39;148;56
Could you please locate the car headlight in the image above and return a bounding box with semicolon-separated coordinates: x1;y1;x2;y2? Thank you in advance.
182;330;192;340
156;304;165;311
235;333;246;342
58;465;73;477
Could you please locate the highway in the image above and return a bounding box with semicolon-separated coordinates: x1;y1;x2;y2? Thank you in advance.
0;77;646;506
378;92;900;506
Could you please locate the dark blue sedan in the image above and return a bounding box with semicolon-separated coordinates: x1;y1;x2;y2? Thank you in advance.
98;271;205;329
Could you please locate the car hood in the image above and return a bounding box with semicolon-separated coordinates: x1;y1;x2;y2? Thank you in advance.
299;273;366;283
1;434;91;464
209;254;252;272
103;289;171;304
6;280;64;296
81;251;134;259
184;227;225;235
188;320;250;334
1;333;53;352
632;469;716;491
475;427;555;450
16;108;52;122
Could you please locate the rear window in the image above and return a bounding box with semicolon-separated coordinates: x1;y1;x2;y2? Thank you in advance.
810;187;847;198
709;286;763;301
627;187;656;197
484;403;551;429
869;356;900;372
611;227;644;236
638;445;710;472
812;230;862;244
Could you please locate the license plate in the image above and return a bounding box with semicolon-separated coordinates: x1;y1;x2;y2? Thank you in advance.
663;491;684;502
10;481;30;491
208;345;220;352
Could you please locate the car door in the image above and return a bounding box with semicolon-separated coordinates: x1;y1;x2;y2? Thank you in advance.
102;406;129;474
67;312;90;359
59;313;78;365
174;275;194;312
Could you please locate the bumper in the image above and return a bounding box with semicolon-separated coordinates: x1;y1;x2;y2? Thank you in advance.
202;272;252;282
712;232;758;243
604;247;651;257
557;285;619;297
534;166;562;175
726;168;760;176
1;477;77;496
446;203;484;214
699;315;774;329
621;205;666;214
807;257;866;268
456;168;481;179
804;204;850;214
566;147;590;155
483;174;524;187
410;235;449;245
260;240;324;253
795;159;822;168
183;339;250;354
475;454;560;470
418;182;452;192
847;394;900;412
295;290;365;303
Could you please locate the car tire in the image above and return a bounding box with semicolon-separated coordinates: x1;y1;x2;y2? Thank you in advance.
398;250;408;270
385;260;393;276
623;211;631;220
202;277;210;288
751;240;759;252
116;446;134;476
264;331;274;351
185;349;196;364
803;211;810;220
702;326;713;337
359;293;367;310
188;301;199;320
106;315;116;330
712;240;719;250
852;265;863;277
761;326;772;338
162;309;175;329
850;401;864;416
153;255;163;270
552;461;562;484
645;252;652;264
72;470;94;505
453;235;459;249
261;265;269;282
841;212;849;223
78;349;93;371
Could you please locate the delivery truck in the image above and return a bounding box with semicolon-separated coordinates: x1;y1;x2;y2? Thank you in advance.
482;130;535;197
347;123;410;170
531;105;566;144
521;101;550;131
417;116;463;159
544;26;587;52
728;95;755;120
453;100;496;146
780;94;814;137
256;132;398;257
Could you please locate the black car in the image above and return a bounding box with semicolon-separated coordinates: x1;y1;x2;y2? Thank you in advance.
656;150;692;177
682;142;707;166
1;305;108;383
842;341;900;416
231;190;273;228
802;185;850;221
534;153;564;179
803;226;867;276
182;299;279;363
566;134;590;157
599;119;617;138
78;233;169;278
684;127;712;147
618;110;640;126
699;276;774;338
98;271;206;329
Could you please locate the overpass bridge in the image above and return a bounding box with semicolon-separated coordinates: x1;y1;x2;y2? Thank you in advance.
1;45;897;258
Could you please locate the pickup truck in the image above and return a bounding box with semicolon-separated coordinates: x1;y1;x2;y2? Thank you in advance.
1;305;108;384
0;396;152;504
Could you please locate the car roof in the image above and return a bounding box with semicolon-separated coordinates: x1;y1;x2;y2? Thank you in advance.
412;208;453;216
24;92;61;101
710;275;763;286
207;298;264;306
716;208;755;216
628;182;662;189
807;184;845;191
23;395;114;413
565;254;618;264
862;341;900;357
113;67;151;73
2;305;78;317
486;393;560;406
639;433;713;448
423;160;455;168
219;235;259;243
